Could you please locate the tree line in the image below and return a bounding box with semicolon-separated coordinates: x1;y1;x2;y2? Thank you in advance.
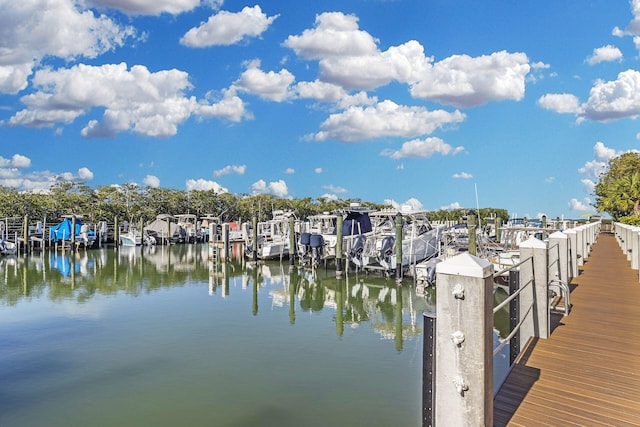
0;181;509;226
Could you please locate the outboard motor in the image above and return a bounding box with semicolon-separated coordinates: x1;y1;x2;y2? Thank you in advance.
298;232;311;264
309;234;324;266
349;234;366;265
378;236;395;261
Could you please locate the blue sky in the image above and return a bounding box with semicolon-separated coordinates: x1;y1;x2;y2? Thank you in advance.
2;0;640;219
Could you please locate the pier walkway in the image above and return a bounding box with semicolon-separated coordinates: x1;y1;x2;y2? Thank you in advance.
494;231;640;426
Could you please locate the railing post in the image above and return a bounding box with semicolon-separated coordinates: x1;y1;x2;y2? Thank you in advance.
434;253;494;426
564;228;578;280
548;231;569;283
519;236;549;340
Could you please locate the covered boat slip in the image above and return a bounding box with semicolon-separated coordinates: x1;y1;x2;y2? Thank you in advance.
494;232;640;426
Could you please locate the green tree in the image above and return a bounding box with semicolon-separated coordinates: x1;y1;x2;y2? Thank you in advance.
595;152;640;220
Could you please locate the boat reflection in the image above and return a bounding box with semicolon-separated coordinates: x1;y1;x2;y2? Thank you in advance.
0;244;435;350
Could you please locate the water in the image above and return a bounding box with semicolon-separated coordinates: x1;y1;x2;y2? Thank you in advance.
0;244;510;427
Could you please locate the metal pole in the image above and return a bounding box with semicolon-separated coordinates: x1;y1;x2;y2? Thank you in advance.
395;213;403;282
252;215;258;263
289;216;296;266
509;270;520;365
423;313;436;427
336;215;344;277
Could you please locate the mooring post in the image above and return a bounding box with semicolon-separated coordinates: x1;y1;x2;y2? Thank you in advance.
336;215;344;277
434;253;494;426
289;216;296;266
22;214;28;255
71;215;76;253
509;270;520;365
252;215;258;263
395;213;403;282
114;216;119;250
222;223;230;262
467;211;477;256
495;216;501;243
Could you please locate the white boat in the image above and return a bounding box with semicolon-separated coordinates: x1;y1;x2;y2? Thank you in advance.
120;227;156;247
174;214;198;243
351;206;445;274
246;210;297;260
298;204;374;267
0;238;17;255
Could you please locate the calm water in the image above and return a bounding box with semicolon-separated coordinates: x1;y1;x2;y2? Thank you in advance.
0;244;509;427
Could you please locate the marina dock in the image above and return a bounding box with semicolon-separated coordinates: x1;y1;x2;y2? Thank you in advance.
494;231;640;426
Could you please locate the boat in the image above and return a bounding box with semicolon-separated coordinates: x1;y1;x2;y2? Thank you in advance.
0;238;17;255
49;215;96;249
245;210;297;260
298;204;374;267
145;214;183;245
174;214;198;243
350;206;445;274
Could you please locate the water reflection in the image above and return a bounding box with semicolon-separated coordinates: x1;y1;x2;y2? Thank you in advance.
0;243;435;349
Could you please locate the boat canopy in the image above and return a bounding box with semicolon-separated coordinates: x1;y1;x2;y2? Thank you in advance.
49;217;94;242
342;211;372;236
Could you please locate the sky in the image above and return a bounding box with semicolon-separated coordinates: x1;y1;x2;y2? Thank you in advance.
3;0;640;219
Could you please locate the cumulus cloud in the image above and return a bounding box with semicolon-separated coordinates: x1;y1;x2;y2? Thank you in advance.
251;179;288;197
180;5;278;47
568;197;595;212
214;164;246;177
322;184;347;193
0;154;31;168
409;51;531;108
586;45;623;65
441;202;462;210
453;172;473;179
384;198;424;211
315;100;465;143
613;0;640;40
578;141;620;179
315;167;323;174
89;0;222;16
143;175;160;188
284;12;530;107
537;93;581;114
186;178;228;192
0;0;136;94
381;137;463;159
233;60;295;102
579;69;640;121
78;167;94;180
582;178;596;194
284;168;295;174
5;63;249;137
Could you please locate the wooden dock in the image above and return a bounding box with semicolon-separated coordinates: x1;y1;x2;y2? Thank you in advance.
494;231;640;426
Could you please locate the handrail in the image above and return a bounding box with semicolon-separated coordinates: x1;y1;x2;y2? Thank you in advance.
494;301;533;356
493;255;533;278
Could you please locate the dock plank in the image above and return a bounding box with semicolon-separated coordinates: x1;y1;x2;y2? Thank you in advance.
494;232;640;426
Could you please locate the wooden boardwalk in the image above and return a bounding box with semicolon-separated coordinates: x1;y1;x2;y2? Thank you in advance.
494;232;640;426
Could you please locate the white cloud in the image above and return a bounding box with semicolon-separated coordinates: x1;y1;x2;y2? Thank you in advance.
319;193;339;201
0;154;31;168
0;0;136;94
180;5;278;47
580;69;640;121
5;63;249;137
453;172;473;179
233;60;295;102
284;12;530;107
409;51;531;108
284;168;295;174
586;45;623;65
89;0;222;16
322;184;347;193
537;93;581;114
214;164;246;177
186;178;228;192
381;137;463;159
251;179;289;197
578;141;620;179
78;167;94;181
143;175;160;188
315;167;323;174
384;198;424;211
315;100;465;143
440;202;462;211
582;178;596;194
613;0;640;40
568;197;595;212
